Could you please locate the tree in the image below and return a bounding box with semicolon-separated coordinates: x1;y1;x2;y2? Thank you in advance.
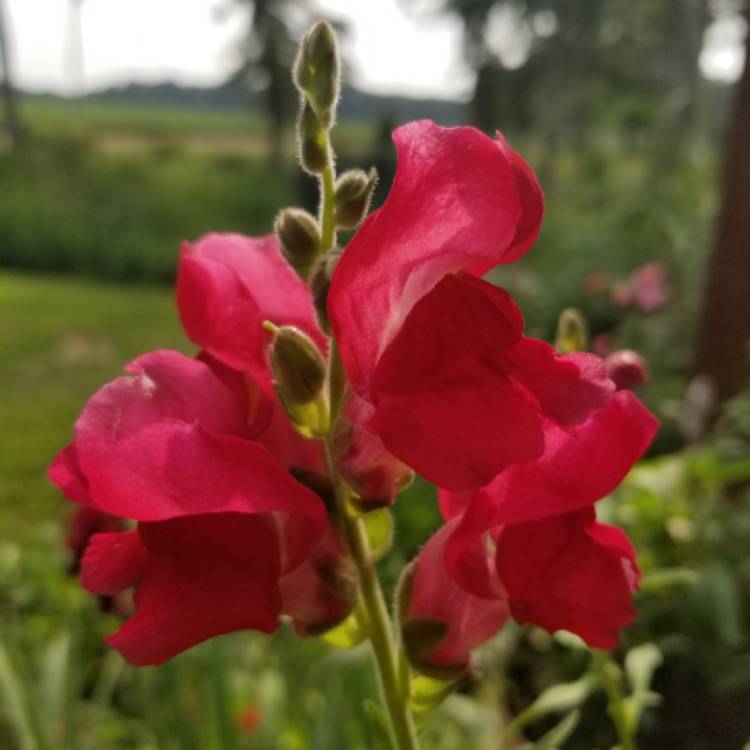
0;0;23;148
694;13;750;426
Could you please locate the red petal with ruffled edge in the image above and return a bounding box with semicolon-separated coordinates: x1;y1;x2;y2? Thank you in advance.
81;531;148;596
75;350;249;442
77;421;325;530
443;391;656;588
406;520;508;669
329;120;543;396
368;273;613;490
495;509;640;648
177;233;326;392
101;514;282;665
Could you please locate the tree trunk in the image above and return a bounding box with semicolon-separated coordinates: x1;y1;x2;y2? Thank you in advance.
0;0;23;149
693;16;750;424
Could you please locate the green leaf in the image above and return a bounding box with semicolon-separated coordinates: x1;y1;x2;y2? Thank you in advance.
0;635;53;750
409;674;456;715
362;508;394;562
363;699;393;750
321;611;366;648
625;643;662;696
505;674;596;741
519;710;581;750
623;643;663;733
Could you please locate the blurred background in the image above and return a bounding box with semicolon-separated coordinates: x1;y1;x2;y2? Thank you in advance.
1;1;750;748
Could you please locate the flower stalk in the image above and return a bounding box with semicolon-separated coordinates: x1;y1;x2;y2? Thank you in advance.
312;82;420;745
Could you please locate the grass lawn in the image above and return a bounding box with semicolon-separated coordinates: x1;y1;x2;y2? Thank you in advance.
0;272;186;538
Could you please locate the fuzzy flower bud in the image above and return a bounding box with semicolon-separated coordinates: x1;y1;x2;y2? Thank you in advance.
265;323;326;406
293;21;340;129
334;168;378;229
274;208;321;279
297;100;330;174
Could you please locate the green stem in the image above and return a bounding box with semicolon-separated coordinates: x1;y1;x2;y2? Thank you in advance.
322;346;419;749
594;651;637;750
323;439;420;750
320;136;336;252
316;124;418;749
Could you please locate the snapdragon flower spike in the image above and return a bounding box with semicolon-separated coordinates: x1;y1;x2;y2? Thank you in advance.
329;120;613;491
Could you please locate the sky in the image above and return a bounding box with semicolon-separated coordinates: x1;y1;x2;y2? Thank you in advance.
2;0;745;101
4;0;472;100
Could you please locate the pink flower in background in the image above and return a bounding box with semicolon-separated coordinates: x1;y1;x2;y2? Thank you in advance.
631;262;670;312
611;262;670;312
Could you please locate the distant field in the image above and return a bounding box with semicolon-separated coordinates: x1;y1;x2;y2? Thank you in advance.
21;97;376;157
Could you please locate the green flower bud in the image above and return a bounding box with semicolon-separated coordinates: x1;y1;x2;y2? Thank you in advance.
555;307;588;353
293;21;340;128
309;248;342;334
265;323;326;405
274;208;321;279
334;168;378;229
264;322;328;437
297;99;329;174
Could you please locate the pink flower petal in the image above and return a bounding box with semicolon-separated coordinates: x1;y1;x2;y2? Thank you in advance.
407;520;508;668
496;509;640;648
329;120;542;395
107;514;282;665
177;233;326;389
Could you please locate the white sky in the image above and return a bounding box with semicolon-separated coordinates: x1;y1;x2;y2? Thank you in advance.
4;0;472;99
2;0;745;100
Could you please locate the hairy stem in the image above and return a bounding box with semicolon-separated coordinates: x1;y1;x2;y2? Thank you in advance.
320;137;336;252
316;126;419;749
323;426;420;748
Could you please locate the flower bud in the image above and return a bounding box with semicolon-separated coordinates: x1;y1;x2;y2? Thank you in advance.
605;349;649;391
309;248;341;334
334;168;378;229
293;21;340;129
274;208;321;279
555;307;588;353
297;100;330;174
265;323;326;405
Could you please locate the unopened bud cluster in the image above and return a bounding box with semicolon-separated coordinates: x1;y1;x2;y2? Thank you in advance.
294;21;339;174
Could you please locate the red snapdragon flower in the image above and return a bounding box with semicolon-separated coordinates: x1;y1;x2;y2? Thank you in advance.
328;121;614;491
402;391;658;673
49;236;349;665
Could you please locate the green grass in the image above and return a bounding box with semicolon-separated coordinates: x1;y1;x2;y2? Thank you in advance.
0;272;186;539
